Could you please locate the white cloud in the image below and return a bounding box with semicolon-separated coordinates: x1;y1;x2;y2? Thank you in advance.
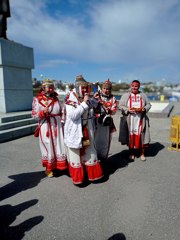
8;0;180;82
39;59;77;68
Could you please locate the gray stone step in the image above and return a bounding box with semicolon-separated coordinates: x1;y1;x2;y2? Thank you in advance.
0;111;38;142
0;118;36;131
0;111;32;123
0;123;37;143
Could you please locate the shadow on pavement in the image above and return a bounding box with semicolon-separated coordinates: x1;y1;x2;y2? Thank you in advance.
0;171;45;201
53;169;92;187
52;169;70;178
92;150;129;184
106;149;130;174
0;199;44;240
107;232;126;240
146;142;165;157
93;142;165;184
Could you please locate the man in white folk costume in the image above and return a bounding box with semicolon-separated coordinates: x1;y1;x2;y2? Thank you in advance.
32;79;68;177
64;75;104;185
94;79;118;161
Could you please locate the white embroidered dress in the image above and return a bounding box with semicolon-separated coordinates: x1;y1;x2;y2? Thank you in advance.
128;93;143;148
64;91;103;184
32;94;67;172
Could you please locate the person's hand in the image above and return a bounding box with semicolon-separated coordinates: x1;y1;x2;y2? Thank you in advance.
135;108;142;112
93;92;99;99
142;107;146;112
129;107;136;113
83;94;89;103
105;107;111;114
44;107;49;114
135;108;146;112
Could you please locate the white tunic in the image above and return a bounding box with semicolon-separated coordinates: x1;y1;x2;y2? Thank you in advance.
32;94;67;172
63;91;103;184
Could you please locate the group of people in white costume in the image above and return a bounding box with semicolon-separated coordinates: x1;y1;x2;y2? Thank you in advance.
32;77;151;185
32;76;118;185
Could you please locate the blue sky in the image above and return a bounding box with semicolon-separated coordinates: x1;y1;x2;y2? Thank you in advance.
8;0;180;84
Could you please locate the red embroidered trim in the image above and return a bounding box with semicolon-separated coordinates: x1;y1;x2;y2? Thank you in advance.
66;100;77;108
85;162;103;181
42;159;68;172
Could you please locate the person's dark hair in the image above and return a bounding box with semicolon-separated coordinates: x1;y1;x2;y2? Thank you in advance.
132;80;140;85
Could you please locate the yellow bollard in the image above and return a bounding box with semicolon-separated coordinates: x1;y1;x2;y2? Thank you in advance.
160;95;165;102
168;115;180;151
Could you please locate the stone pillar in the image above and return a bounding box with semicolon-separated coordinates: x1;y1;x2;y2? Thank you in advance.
0;39;34;113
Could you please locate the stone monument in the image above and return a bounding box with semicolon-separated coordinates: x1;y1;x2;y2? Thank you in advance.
0;0;10;39
0;0;34;113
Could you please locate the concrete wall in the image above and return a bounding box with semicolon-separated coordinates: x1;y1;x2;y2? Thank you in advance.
0;39;34;113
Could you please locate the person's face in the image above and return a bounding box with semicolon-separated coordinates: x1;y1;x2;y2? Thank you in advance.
44;85;54;94
81;86;88;96
131;82;140;94
102;87;111;96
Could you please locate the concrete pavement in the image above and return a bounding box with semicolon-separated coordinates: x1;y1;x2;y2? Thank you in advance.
0;102;180;240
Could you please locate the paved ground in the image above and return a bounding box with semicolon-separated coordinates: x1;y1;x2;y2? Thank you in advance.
0;102;180;240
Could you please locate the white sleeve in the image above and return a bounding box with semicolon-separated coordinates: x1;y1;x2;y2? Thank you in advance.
66;102;89;121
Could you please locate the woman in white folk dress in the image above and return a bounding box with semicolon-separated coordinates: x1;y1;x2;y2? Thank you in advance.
32;79;68;177
64;75;104;185
119;80;151;161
